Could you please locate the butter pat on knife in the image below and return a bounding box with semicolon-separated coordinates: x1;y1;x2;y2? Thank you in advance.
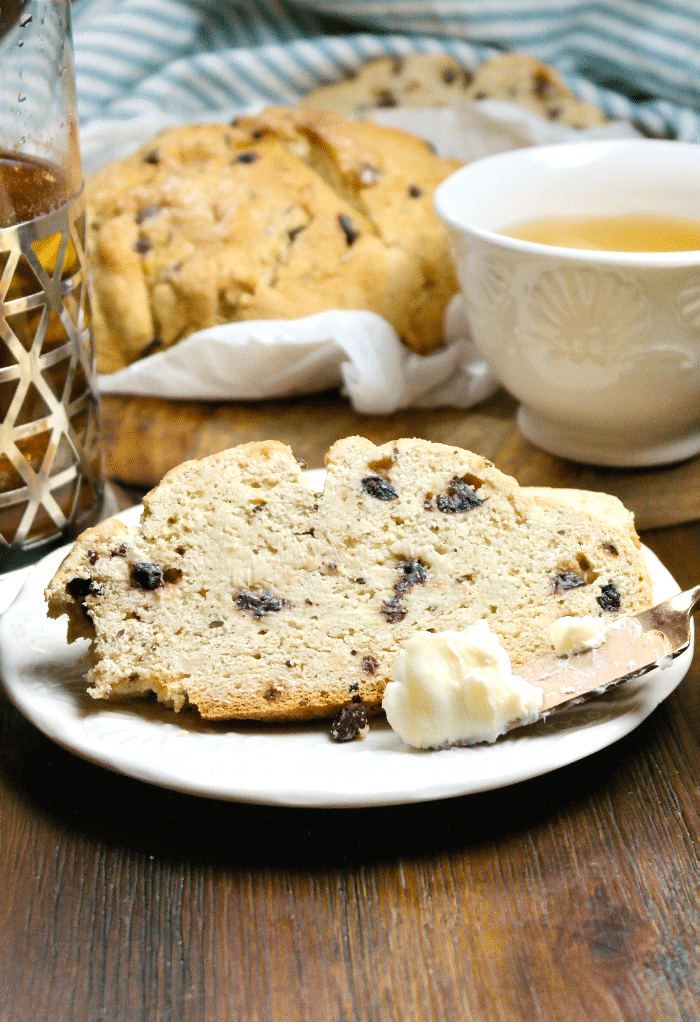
383;586;698;748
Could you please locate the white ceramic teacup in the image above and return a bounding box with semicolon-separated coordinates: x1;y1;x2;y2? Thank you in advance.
434;139;700;467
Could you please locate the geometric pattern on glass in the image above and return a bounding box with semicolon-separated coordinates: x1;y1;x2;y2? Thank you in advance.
0;192;103;551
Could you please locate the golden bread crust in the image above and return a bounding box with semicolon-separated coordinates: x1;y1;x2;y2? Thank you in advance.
87;111;460;371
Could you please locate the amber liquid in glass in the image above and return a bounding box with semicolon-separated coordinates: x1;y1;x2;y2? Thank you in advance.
0;151;101;567
0;151;70;227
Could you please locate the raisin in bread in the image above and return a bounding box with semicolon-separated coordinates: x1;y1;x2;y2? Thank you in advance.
45;437;652;722
300;52;607;129
87;110;460;373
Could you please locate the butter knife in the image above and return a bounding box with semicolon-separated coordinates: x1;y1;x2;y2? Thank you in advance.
517;585;699;716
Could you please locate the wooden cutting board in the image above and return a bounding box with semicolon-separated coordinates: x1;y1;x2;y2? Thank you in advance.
100;389;700;531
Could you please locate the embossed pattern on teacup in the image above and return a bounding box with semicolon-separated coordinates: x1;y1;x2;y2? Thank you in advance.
675;280;700;338
519;267;650;388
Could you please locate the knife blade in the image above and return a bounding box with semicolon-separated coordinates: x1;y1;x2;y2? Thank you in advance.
516;584;699;716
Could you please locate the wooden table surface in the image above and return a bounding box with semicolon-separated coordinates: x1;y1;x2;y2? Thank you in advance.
1;394;699;1022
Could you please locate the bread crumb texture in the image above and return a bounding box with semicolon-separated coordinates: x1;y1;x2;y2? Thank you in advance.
45;437;653;722
87;108;461;373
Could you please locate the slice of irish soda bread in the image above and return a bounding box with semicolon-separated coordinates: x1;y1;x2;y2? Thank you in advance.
45;437;653;721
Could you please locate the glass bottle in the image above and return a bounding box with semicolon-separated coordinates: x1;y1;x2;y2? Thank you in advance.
0;0;105;571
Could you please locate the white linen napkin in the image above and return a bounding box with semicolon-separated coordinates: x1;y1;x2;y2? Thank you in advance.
98;297;497;413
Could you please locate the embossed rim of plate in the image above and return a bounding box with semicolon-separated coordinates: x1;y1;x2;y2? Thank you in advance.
0;482;692;807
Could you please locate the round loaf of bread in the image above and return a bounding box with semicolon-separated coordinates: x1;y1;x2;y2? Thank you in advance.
300;52;607;129
86;109;461;373
45;437;653;722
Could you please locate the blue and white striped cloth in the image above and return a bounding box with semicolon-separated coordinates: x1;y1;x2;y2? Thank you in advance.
72;0;700;145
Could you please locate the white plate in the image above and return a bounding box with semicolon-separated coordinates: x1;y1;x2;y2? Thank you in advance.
0;492;692;807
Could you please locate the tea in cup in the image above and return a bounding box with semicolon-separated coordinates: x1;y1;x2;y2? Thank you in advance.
434;140;700;467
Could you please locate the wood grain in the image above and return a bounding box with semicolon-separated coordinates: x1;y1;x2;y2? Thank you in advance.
100;390;700;530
